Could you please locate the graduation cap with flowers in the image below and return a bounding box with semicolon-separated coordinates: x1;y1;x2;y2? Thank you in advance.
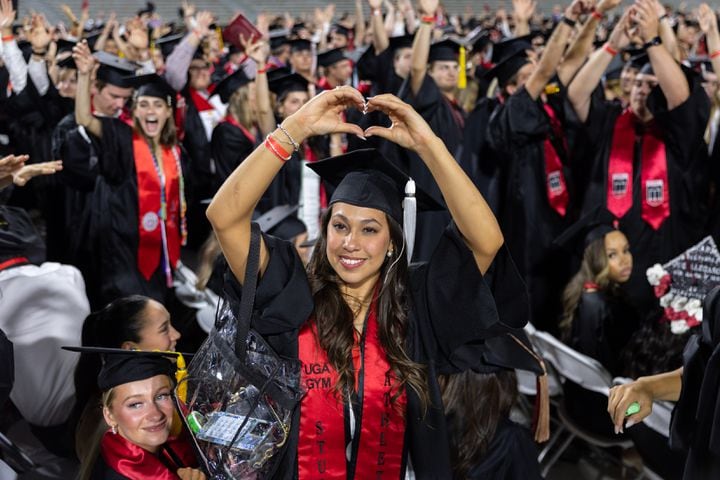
646;236;720;335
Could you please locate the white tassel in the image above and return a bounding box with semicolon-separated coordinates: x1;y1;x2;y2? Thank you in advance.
403;179;416;263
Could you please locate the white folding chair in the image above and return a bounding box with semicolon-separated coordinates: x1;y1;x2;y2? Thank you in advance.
530;331;634;477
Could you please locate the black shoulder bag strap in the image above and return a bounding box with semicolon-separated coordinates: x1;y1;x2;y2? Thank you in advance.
235;222;261;362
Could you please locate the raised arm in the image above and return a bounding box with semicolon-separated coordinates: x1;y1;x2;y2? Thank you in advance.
243;36;274;136
607;367;682;433
94;12;117;53
512;0;536;37
365;95;503;274
206;87;365;282
354;0;367;48
369;0;389;54
409;0;437;96
567;9;632;122
699;3;720;76
524;0;587;100
654;0;680;62
635;0;689;109
73;41;103;139
163;11;213;92
557;0;622;86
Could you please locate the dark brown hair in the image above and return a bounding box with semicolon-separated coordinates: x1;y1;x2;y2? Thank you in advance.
306;207;429;411
440;369;519;478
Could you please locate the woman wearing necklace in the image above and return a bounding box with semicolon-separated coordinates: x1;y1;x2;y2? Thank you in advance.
207;86;533;478
72;41;187;307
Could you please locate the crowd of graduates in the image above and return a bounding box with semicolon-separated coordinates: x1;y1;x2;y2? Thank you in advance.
3;0;720;477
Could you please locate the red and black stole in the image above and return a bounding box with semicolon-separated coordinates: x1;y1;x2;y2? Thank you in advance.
100;430;196;480
297;293;407;479
607;109;670;230
133;134;186;285
221;114;257;144
542;103;569;217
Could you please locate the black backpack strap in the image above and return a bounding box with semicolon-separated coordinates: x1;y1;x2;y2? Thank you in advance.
235;222;261;361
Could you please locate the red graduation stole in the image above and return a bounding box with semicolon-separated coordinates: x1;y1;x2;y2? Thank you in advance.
134;133;185;284
297;296;406;479
607;109;670;230
542;103;569;217
100;430;196;480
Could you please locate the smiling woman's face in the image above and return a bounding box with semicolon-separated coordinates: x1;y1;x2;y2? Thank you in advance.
325;202;392;291
133;96;171;140
103;374;174;453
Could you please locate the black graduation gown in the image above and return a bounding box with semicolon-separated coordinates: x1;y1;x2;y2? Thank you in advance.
567;290;640;377
75;118;187;306
465;418;542;480
669;287;720;479
223;222;526;479
580;81;711;314
486;87;573;333
397;75;465;262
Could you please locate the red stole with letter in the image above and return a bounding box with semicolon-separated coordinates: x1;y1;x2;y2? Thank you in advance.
542;103;569;217
133;133;185;284
100;430;196;480
607;109;670;230
297;295;406;479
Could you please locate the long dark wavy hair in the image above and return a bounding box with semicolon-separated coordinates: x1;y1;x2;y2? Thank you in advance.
306;207;429;411
440;369;519;478
560;236;618;339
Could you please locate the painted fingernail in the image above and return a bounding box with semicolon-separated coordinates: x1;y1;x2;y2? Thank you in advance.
625;420;636;429
356;134;367;141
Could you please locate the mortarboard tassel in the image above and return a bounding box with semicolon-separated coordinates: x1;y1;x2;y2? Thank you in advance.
170;352;187;437
457;45;467;90
216;26;224;52
533;370;550;443
403;179;416;263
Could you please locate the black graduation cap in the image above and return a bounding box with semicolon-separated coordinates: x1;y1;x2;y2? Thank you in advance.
94;52;139;87
470;31;491;52
62;346;178;391
388;34;414;51
84;32;102;52
491;35;533;63
56;53;77;70
291;22;308;37
137;1;156;16
331;24;352;38
155;32;185;58
307;149;443;223
131;73;176;108
627;52;649;70
213;68;252;103
56;39;77;54
289;38;312;53
554;207;617;257
484;48;531;87
256;205;307;240
0;206;46;264
604;64;623;82
269;29;290;51
268;71;309;98
317;47;348;68
428;38;461;63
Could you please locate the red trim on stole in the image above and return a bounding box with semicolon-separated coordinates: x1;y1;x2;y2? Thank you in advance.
542;103;569;217
133;134;182;280
297;298;406;479
100;430;196;480
0;257;29;271
607;110;670;230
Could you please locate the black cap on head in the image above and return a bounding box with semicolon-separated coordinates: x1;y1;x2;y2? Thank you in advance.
428;38;461;63
471;31;491;52
389;34;414;51
289;38;312;53
554;207;617;257
85;32;102;51
269;29;290;51
306;148;444;225
268;71;309;97
256;205;307;240
291;22;308;36
213;68;252;103
0;206;45;264
317;47;348;67
491;35;533;63
56;39;77;54
626;52;648;71
639;62;655;76
131;74;176;108
155;32;185;58
56;52;77;70
61;346;178;391
331;24;352;38
94;52;138;88
485;48;531;87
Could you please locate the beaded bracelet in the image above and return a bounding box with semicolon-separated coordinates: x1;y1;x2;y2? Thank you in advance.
276;124;300;151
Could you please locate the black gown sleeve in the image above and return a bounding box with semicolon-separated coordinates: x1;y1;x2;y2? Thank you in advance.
401;73;443;116
487;87;548;153
569;292;616;371
97;117;135;185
